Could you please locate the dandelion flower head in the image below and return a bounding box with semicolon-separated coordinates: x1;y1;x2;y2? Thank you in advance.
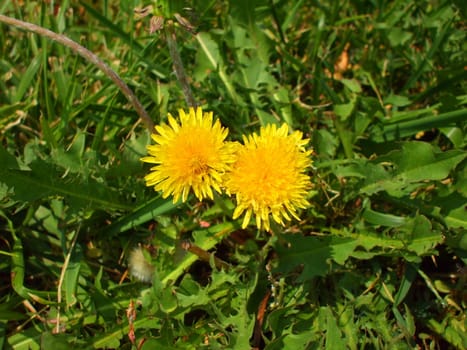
141;107;235;202
225;123;312;232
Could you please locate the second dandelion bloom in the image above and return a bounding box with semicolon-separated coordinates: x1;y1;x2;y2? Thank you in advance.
225;123;312;232
141;107;236;203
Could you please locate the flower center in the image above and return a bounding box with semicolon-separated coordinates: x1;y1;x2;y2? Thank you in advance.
190;155;209;175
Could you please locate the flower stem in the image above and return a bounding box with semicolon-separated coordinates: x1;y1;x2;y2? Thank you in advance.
0;14;154;131
165;22;197;107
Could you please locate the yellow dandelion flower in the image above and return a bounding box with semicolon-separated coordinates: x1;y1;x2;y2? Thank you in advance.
141;107;235;203
225;123;312;232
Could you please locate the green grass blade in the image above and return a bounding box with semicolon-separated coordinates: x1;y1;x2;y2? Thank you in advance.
12;55;41;103
370;109;467;142
103;196;176;236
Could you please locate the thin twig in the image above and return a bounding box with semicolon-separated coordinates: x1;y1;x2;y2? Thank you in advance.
181;240;230;270
166;22;197;107
0;14;154;131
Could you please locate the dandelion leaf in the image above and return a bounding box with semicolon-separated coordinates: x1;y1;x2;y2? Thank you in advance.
362;142;466;197
0;145;128;211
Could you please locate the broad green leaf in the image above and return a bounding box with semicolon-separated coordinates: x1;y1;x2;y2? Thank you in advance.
281;333;312;349
177;276;210;308
440;126;465;148
445;205;467;229
277;217;442;281
223;313;256;349
387;28;413;47
40;332;73;350
0;146;130;211
324;307;346;350
194;32;221;77
340;78;362;93
52;130;86;174
361;142;466;196
384;142;464;181
159;287;178;314
403;216;442;255
431;191;467;229
334;100;355;121
275;235;358;281
384;94;412;107
241;56;274;89
107;131;149;177
232;20;272;65
313;128;339;159
271;85;293;125
355;218;442;260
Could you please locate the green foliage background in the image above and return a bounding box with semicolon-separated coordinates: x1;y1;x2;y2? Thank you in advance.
0;0;466;349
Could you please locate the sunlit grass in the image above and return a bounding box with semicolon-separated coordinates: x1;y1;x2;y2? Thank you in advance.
0;1;466;349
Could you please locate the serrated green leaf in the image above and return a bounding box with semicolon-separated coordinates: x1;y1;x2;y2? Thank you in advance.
403;215;442;255
324;307;346;350
0;146;130;211
275;235;358;281
387;142;465;182
384;94;412;107
52;130;86;174
361;142;466;196
277;218;442;281
40;332;73;350
341;78;362;93
427;317;467;349
194;32;221;78
446;209;467;229
444;198;467;229
281;332;312;349
334;99;356;121
387;28;413;46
